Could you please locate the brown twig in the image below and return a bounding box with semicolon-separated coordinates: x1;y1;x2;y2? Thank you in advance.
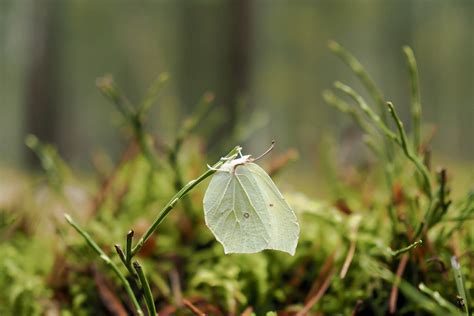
298;268;336;316
241;306;254;316
184;297;224;316
170;268;183;308
267;148;299;177
389;253;409;314
183;298;206;315
92;265;128;316
340;240;357;279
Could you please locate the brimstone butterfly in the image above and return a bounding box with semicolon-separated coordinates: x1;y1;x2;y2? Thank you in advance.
203;143;299;255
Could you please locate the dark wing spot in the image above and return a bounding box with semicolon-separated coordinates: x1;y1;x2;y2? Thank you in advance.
243;212;250;219
269;203;274;207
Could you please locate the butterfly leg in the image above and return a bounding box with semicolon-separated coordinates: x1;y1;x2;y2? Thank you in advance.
207;164;222;171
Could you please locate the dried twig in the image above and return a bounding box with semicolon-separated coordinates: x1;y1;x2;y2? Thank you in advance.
389;253;409;314
298;268;336;316
183;298;206;316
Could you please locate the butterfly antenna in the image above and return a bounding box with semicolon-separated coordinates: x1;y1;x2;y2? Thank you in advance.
253;140;276;162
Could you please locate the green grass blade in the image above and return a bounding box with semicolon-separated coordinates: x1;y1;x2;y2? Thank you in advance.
451;256;470;315
134;261;156;316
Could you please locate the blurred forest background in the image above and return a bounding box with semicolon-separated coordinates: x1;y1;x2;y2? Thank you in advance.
0;0;473;191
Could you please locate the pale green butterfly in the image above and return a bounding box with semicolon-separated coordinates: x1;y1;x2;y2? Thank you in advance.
203;142;300;255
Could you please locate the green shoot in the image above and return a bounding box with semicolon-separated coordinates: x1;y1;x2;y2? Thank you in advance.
131;145;242;256
133;261;156;316
64;214;144;316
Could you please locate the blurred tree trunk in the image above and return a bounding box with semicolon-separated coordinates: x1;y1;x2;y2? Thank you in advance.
23;0;60;167
227;0;251;130
178;1;251;149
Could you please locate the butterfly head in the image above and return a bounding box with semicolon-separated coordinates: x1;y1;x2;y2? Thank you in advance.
219;155;252;173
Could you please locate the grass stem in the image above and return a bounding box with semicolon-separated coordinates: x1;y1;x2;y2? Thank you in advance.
64;214;144;316
133;261;156;316
387;102;432;198
334;82;398;141
451;256;470;315
328;41;387;124
403;46;422;152
126;230;134;266
131;145;242;256
389;239;423;257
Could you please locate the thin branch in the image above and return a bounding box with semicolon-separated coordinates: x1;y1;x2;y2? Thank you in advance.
126;230;134;266
323;90;374;136
389;253;409;314
114;230;138;280
134;261;157;316
139;72;169;119
403;46;422;152
182;298;206;316
168;92;216;217
131;145;242;256
97;75;161;170
334;82;398;141
389;239;423;257
418;283;460;314
64;214;144;316
340;240;356;279
387;102;432;198
451;256;470;315
328;41;387;124
298;268;336;316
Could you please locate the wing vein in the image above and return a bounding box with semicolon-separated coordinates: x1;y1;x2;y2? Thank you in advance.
235;173;271;239
207;174;233;213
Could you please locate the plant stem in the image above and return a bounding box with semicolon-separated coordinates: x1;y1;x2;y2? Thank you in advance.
64;214;144;316
114;244;138;280
97;75;162;170
323;90;374;136
451;256;470;315
331;86;432;199
389;239;423;257
96;75;135;119
167;93;215;218
387;102;432;199
131;118;161;170
329;42;396;203
126;230;134;265
418;283;460;314
131;145;242;256
139;72;169;119
403;46;422;152
133;261;156;316
334;82;398;142
114;244;127;265
114;230;138;279
328;41;387;124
